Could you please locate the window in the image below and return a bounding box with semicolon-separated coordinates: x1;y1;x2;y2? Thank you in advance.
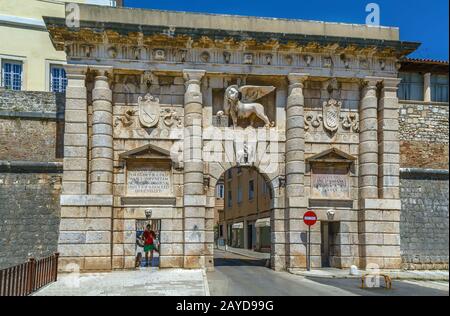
50;65;67;93
1;60;22;90
216;183;224;199
237;182;243;204
431;75;449;103
227;190;232;208
249;180;255;200
227;169;232;180
398;72;424;101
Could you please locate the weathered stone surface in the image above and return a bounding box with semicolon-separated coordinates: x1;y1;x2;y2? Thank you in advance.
400;170;449;270
0;172;61;269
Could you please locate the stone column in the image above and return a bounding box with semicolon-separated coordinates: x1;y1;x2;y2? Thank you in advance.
285;73;309;270
62;65;88;195
58;65;114;272
358;77;402;270
183;69;207;269
378;78;402;200
359;77;380;199
358;77;381;269
424;73;432;103
90;67;114;195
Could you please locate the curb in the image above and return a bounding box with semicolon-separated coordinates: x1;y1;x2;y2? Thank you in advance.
218;247;270;261
289;270;449;281
202;269;211;296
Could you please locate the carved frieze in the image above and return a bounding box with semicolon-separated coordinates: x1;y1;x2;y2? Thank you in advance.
61;42;398;74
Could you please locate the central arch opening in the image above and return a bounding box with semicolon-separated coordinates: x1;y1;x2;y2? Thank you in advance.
212;166;275;268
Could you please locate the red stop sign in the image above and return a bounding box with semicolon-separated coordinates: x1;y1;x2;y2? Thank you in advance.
303;211;318;226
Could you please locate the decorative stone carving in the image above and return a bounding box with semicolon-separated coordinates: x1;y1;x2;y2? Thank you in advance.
304;113;322;131
200;51;210;63
153;49;166;61
285;55;293;65
142;71;152;89
180;49;187;62
114;109;137;127
322;99;342;134
323;56;333;68
223;51;231;64
138;94;160;128
340;112;359;133
219;85;275;128
304;110;359;135
379;59;386;70
265;54;273;65
162;26;176;38
81;44;94;58
160;108;182;128
236;142;255;165
243;53;253;64
107;46;118;58
360;58;369;69
131;46;141;60
326;77;342;100
340;54;350;68
304;55;314;66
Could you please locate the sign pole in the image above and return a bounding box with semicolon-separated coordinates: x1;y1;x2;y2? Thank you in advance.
307;225;311;271
303;210;317;272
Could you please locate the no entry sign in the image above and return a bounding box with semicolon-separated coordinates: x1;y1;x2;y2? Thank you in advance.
303;211;318;226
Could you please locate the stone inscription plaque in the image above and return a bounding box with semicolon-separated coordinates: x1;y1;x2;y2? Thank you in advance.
311;165;350;199
127;167;172;196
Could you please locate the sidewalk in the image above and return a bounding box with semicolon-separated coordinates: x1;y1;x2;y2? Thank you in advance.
217;245;270;260
34;268;209;296
289;268;449;281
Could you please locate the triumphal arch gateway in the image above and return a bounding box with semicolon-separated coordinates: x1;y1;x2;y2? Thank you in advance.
44;4;419;272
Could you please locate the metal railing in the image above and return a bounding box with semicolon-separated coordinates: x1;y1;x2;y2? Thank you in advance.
0;253;59;296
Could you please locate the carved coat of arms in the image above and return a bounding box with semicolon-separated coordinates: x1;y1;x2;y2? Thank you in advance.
138;93;160;128
323;99;342;134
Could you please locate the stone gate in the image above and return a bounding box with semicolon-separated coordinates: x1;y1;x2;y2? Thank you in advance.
44;4;420;272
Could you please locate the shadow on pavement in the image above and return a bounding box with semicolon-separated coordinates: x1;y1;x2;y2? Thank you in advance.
214;257;269;267
306;277;449;296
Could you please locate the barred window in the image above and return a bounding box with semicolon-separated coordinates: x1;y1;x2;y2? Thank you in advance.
398;72;424;101
2;60;22;91
50;65;67;93
431;74;449;102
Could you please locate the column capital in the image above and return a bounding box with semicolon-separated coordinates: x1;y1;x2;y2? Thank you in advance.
360;76;383;89
64;64;88;79
183;69;206;84
382;77;402;90
288;73;309;86
90;66;114;78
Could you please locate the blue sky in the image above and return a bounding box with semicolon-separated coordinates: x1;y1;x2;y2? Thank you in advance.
123;0;449;61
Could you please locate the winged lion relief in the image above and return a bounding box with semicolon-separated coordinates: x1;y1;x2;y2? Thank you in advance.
217;85;275;128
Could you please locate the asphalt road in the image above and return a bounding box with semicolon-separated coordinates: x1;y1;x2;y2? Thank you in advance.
207;250;449;296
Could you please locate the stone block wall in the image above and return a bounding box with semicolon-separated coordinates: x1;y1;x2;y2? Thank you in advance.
0;170;62;269
0;90;65;161
0;90;65;113
0;90;64;269
399;102;449;169
400;169;449;270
